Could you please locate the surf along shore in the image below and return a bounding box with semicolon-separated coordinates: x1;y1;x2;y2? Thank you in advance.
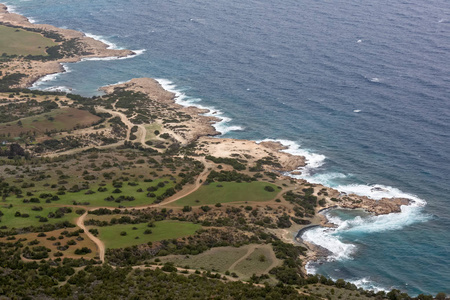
0;3;413;275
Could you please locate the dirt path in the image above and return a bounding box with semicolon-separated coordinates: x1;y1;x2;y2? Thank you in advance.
46;140;125;157
228;245;257;272
228;244;281;276
75;156;211;263
262;246;280;274
96;106;133;140
76;211;105;263
137;124;147;145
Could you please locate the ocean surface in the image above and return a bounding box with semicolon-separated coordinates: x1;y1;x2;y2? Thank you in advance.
5;0;450;295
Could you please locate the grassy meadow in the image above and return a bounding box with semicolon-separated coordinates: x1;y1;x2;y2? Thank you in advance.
174;181;279;206
0;107;100;137
0;25;57;56
94;221;202;249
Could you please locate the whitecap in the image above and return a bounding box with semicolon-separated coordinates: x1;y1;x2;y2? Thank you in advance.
4;3;18;14
353;109;361;113
357;39;362;43
302;226;357;261
301;183;429;268
346;277;388;293
31;63;71;88
84;33;123;50
43;86;72;93
155;78;244;135
256;139;326;176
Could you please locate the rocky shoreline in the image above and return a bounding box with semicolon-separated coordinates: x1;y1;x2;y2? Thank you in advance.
1;2;417;275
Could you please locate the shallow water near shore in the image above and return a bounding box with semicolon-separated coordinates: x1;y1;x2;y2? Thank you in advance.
5;0;450;295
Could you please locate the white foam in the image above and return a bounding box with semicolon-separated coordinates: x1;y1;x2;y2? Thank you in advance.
80;49;146;61
84;33;123;50
155;78;244;135
336;183;426;204
256;139;326;176
302;183;429;268
357;39;362;43
353;109;361;113
43;86;72;93
305;261;317;274
346;277;388;293
303;226;357;261
32;63;71;88
5;3;18;14
4;3;35;22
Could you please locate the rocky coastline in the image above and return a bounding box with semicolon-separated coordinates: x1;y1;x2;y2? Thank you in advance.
0;2;416;275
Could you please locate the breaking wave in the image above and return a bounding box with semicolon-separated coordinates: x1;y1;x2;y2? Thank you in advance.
156;78;244;135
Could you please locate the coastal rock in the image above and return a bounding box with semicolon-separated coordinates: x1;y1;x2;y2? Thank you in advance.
100;78;221;145
198;137;306;172
338;195;410;215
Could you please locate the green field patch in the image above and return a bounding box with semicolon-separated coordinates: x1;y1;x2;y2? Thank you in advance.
174;181;278;206
95;221;201;249
54;177;175;207
0;204;78;229
144;123;162;141
155;245;251;272
232;246;279;277
0;25;57;56
0;107;100;137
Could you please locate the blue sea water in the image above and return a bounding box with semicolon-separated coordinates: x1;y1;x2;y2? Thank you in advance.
4;0;450;295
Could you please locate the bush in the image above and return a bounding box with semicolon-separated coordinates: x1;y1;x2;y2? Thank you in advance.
264;185;275;192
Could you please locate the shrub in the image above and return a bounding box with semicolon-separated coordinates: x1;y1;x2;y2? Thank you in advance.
264;185;275;192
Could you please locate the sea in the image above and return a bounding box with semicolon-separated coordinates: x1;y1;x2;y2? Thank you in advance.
4;0;449;295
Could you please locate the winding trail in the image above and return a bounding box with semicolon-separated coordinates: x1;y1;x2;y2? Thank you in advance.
228;245;256;271
76;211;105;262
96;106;133;140
75;156;211;263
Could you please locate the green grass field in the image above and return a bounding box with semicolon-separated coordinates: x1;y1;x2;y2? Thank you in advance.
0;108;100;137
0;25;57;56
54;177;175;208
155;246;250;272
0;204;79;229
95;221;201;249
174;181;278;206
233;246;277;277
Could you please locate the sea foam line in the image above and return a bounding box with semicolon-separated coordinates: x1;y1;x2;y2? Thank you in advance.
84;33;123;50
4;2;37;23
254;139;429;259
31;63;71;89
155;78;244;135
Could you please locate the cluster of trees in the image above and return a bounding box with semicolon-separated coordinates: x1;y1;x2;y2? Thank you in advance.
0;73;25;91
205;155;247;170
283;188;318;217
206;170;256;183
0;143;29;159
